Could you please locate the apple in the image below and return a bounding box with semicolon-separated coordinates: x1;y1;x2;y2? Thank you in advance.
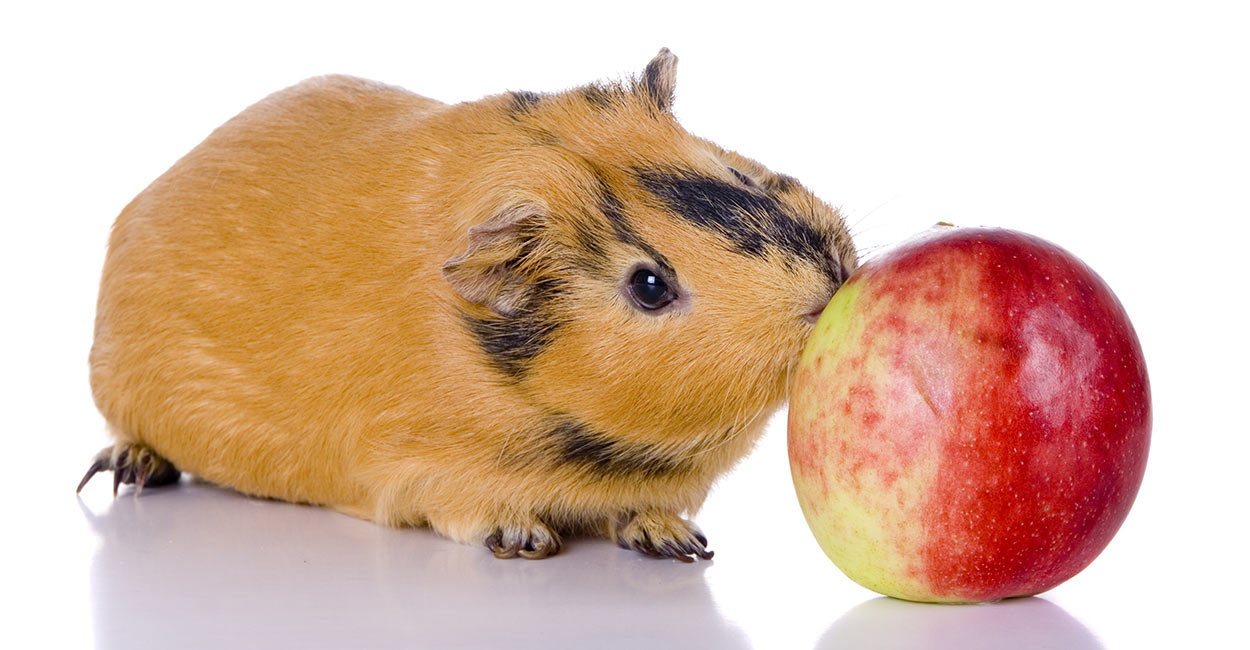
788;226;1151;603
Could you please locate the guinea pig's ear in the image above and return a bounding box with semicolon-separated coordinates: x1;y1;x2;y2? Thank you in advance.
442;203;546;316
635;47;678;113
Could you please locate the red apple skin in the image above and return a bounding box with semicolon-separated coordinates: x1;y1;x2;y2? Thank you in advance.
789;226;1151;603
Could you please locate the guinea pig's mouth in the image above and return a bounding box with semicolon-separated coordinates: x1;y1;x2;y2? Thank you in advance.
802;289;838;324
802;260;852;324
805;256;855;322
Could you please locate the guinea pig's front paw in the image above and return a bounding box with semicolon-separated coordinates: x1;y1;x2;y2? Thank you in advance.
483;518;561;560
612;510;714;563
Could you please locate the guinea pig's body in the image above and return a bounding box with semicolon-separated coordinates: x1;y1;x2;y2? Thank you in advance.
83;50;857;560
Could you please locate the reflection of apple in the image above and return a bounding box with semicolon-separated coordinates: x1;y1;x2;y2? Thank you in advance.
818;597;1104;650
788;226;1151;603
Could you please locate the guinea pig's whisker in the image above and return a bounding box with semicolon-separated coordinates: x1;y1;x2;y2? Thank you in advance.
846;195;899;233
854;243;891;262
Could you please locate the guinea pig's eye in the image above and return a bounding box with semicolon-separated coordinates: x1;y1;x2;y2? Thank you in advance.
628;268;676;310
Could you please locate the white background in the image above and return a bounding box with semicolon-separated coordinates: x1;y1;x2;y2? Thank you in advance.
3;1;1247;648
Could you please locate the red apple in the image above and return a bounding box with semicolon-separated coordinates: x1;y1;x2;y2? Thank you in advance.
788;226;1150;603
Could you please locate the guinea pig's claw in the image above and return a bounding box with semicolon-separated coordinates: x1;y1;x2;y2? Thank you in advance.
485;531;518;559
75;443;181;497
484;522;561;560
76;456;109;495
518;540;558;560
614;511;714;563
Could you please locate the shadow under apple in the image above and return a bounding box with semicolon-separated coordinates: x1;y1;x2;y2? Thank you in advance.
817;595;1104;650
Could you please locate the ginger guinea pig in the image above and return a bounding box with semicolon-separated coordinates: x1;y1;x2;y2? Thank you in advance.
81;49;857;561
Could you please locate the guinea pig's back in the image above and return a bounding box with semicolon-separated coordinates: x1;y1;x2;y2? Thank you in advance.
90;75;457;507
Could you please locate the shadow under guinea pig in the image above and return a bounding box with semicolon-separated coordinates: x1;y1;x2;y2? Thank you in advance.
80;483;749;650
817;595;1104;650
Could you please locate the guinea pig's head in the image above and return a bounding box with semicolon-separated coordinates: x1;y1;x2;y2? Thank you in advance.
443;48;857;445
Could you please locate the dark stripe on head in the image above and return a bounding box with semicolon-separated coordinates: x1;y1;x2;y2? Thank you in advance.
573;208;609;262
523;127;560;147
580;83;618;110
591;167;676;277
463;277;563;380
507;90;543;116
550;418;687;478
635;168;831;264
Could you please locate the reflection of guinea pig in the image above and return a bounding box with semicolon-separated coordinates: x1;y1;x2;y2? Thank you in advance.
85;484;751;648
81;48;857;561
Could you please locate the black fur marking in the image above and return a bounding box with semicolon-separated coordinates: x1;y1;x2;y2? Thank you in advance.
508;90;543;116
635;168;831;264
574;209;608;259
523;127;560;147
551;419;687;478
580;83;617;110
728;167;758;188
593;169;676;277
463;277;564;380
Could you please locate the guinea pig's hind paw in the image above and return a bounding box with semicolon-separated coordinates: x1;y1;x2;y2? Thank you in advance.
75;443;181;497
614;511;714;563
483;520;562;560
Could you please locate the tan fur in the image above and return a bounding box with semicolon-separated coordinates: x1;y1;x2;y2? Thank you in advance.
88;50;857;557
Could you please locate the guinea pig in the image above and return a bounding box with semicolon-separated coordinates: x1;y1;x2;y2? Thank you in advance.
80;48;858;561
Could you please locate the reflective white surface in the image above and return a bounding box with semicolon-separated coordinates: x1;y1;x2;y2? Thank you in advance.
79;483;749;649
72;470;1097;650
69;478;1101;650
4;1;1248;648
28;417;1240;649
